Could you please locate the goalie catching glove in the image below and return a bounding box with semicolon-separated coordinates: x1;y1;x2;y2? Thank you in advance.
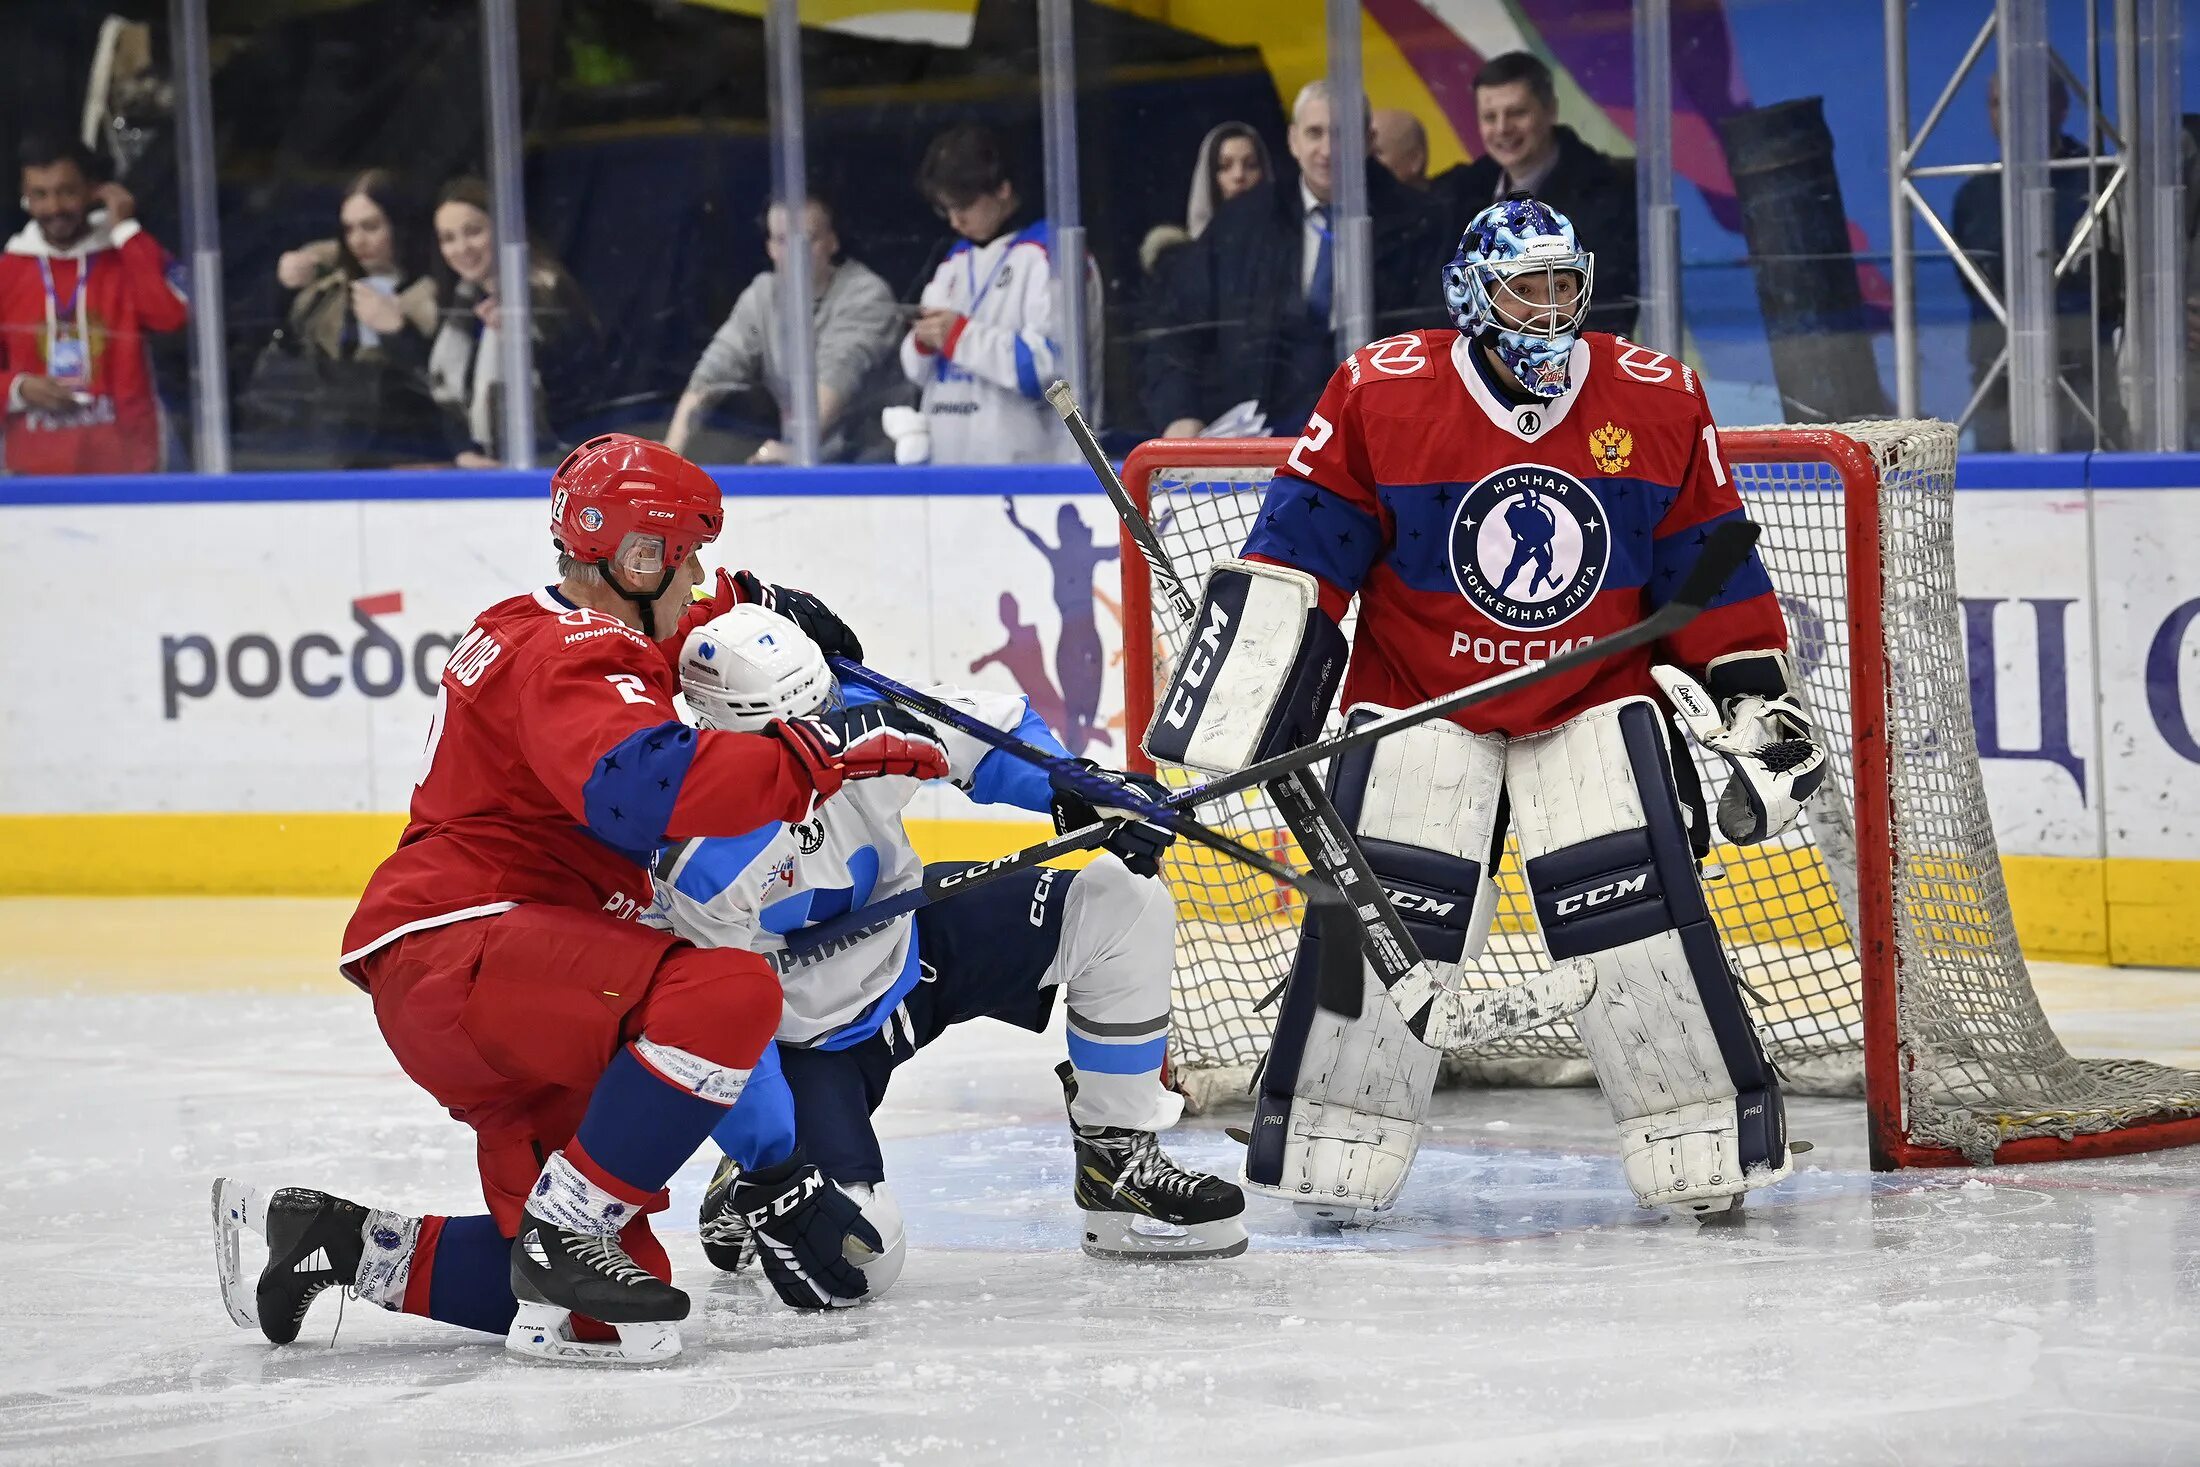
1048;760;1175;877
1651;651;1824;845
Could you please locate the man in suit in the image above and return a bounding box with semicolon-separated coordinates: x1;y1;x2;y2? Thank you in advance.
1142;80;1449;440
1432;52;1639;338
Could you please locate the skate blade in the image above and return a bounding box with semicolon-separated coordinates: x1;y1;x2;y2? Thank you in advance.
1079;1210;1248;1261
1291;1199;1376;1228
503;1300;682;1366
1659;1154;1796;1223
211;1177;270;1329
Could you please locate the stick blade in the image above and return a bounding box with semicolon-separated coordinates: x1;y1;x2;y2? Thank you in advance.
1665;518;1762;613
1308;900;1366;1020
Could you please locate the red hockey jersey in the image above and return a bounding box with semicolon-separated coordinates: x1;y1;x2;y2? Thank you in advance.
339;586;818;985
1242;329;1785;737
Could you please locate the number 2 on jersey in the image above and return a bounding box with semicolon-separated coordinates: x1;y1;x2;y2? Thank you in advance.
1287;413;1334;478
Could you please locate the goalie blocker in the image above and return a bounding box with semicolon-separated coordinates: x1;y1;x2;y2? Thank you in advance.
1145;559;1345;775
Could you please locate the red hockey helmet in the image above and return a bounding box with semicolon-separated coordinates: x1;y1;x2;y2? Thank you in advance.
549;434;724;575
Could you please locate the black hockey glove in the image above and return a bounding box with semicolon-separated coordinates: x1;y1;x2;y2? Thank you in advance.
732;570;864;661
1049;759;1176;878
728;1155;882;1310
770;701;950;791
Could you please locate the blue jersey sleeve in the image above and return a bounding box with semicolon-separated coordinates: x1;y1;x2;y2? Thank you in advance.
965;700;1070;813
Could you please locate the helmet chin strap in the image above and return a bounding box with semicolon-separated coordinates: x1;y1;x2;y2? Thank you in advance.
597;559;680;640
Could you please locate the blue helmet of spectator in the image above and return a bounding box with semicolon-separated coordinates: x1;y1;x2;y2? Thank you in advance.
1443;197;1595;400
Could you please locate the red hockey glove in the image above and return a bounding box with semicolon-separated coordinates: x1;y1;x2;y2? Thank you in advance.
767;703;949;799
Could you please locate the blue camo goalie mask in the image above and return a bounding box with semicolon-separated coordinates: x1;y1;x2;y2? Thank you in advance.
1443;198;1595;399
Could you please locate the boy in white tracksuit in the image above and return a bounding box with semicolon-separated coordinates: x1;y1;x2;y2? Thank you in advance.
899;123;1101;464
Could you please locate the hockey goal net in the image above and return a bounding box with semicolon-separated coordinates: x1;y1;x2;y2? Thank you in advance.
1121;421;2200;1169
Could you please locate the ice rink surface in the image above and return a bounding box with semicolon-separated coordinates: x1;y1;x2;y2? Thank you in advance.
6;898;2200;1466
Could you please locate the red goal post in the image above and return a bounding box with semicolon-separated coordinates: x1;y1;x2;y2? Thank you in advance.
1117;425;2200;1170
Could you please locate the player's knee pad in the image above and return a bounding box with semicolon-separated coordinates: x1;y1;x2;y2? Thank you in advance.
634;944;782;1083
1508;697;1788;1212
1245;709;1506;1221
1054;855;1182;1133
1145;559;1346;773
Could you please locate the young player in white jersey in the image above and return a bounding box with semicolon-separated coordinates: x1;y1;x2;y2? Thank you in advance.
897;123;1101;464
653;605;1246;1309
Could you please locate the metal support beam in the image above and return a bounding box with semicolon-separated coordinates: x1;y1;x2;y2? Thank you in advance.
480;0;536;467
1633;0;1680;356
765;0;818;464
169;0;228;472
1038;0;1091;414
1884;0;1916;416
2127;0;2187;450
1997;0;2057;452
1325;0;1374;357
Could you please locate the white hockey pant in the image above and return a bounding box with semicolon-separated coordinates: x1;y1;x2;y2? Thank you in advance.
1512;697;1790;1212
1243;709;1505;1221
1052;854;1186;1135
1246;698;1788;1218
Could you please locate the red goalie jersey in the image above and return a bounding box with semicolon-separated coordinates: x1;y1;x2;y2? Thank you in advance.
1240;329;1785;737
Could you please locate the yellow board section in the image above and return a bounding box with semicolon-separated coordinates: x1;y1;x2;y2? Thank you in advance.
0;814;2188;968
0;813;1080;898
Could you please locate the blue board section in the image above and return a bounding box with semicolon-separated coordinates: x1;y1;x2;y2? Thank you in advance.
0;453;2193;508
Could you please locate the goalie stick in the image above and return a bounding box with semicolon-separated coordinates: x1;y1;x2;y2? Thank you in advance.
781;518;1758;1021
1044;379;1423;1028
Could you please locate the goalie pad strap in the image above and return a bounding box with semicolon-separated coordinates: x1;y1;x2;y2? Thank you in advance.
1144;559;1345;774
1703;648;1795;704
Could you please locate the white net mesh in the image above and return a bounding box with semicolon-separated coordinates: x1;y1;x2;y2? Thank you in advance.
1129;421;2200;1161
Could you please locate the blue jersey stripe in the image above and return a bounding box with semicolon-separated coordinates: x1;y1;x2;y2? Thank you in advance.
1240;474;1385;593
966;700;1068;811
1648;505;1774;609
1012;337;1044;400
581;720;701;865
671;821;782;905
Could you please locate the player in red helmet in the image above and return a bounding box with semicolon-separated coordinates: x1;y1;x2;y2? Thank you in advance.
211;437;946;1364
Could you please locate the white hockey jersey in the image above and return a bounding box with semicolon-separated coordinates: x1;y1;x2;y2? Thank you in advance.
898;217;1102;465
648;685;1067;1047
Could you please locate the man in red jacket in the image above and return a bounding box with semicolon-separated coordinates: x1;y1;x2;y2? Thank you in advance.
1;135;187;474
212;436;950;1364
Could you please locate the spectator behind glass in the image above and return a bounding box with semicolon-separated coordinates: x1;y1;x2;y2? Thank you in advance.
897;122;1101;465
1952;71;2123;450
664;196;903;464
239;168;444;468
1373;109;1431;192
1431;53;1638;337
427;176;601;467
1141;80;1448;440
0;133;186;474
1139;122;1272;278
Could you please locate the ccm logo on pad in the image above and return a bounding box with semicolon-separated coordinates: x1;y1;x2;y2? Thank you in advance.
1553;873;1649;915
1162;603;1232;729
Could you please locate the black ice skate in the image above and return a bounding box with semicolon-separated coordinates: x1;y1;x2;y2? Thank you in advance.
507;1208;688;1365
697;1154;758;1274
1057;1062;1248;1260
211;1178;366;1343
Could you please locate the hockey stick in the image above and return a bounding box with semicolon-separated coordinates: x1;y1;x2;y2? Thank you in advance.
827;657;1367;1006
837;659;1601;1050
1044;379;1421;1025
783;523;1757;997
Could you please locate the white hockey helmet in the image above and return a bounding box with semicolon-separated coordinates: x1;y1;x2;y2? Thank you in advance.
680;603;838;732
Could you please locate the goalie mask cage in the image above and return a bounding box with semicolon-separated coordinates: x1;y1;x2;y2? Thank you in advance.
1119;421;2200;1171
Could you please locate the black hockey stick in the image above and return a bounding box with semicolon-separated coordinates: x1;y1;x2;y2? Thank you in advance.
1044;380;1422;1024
827;658;1368;1007
783;523;1757;992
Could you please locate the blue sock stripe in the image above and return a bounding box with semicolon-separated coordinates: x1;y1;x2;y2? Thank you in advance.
426;1214;519;1336
573;1045;731;1196
1066;1031;1169;1075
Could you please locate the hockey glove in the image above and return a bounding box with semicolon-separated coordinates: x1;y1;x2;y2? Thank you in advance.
729;1156;881;1310
769;701;951;800
732;570;865;662
1652;656;1825;846
1049;759;1176;878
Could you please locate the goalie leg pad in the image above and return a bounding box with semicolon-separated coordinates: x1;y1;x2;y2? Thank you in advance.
1245;709;1505;1220
1509;698;1788;1213
1144;558;1346;774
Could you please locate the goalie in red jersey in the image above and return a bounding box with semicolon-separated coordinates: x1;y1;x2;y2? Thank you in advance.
212;435;950;1364
1148;198;1825;1222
